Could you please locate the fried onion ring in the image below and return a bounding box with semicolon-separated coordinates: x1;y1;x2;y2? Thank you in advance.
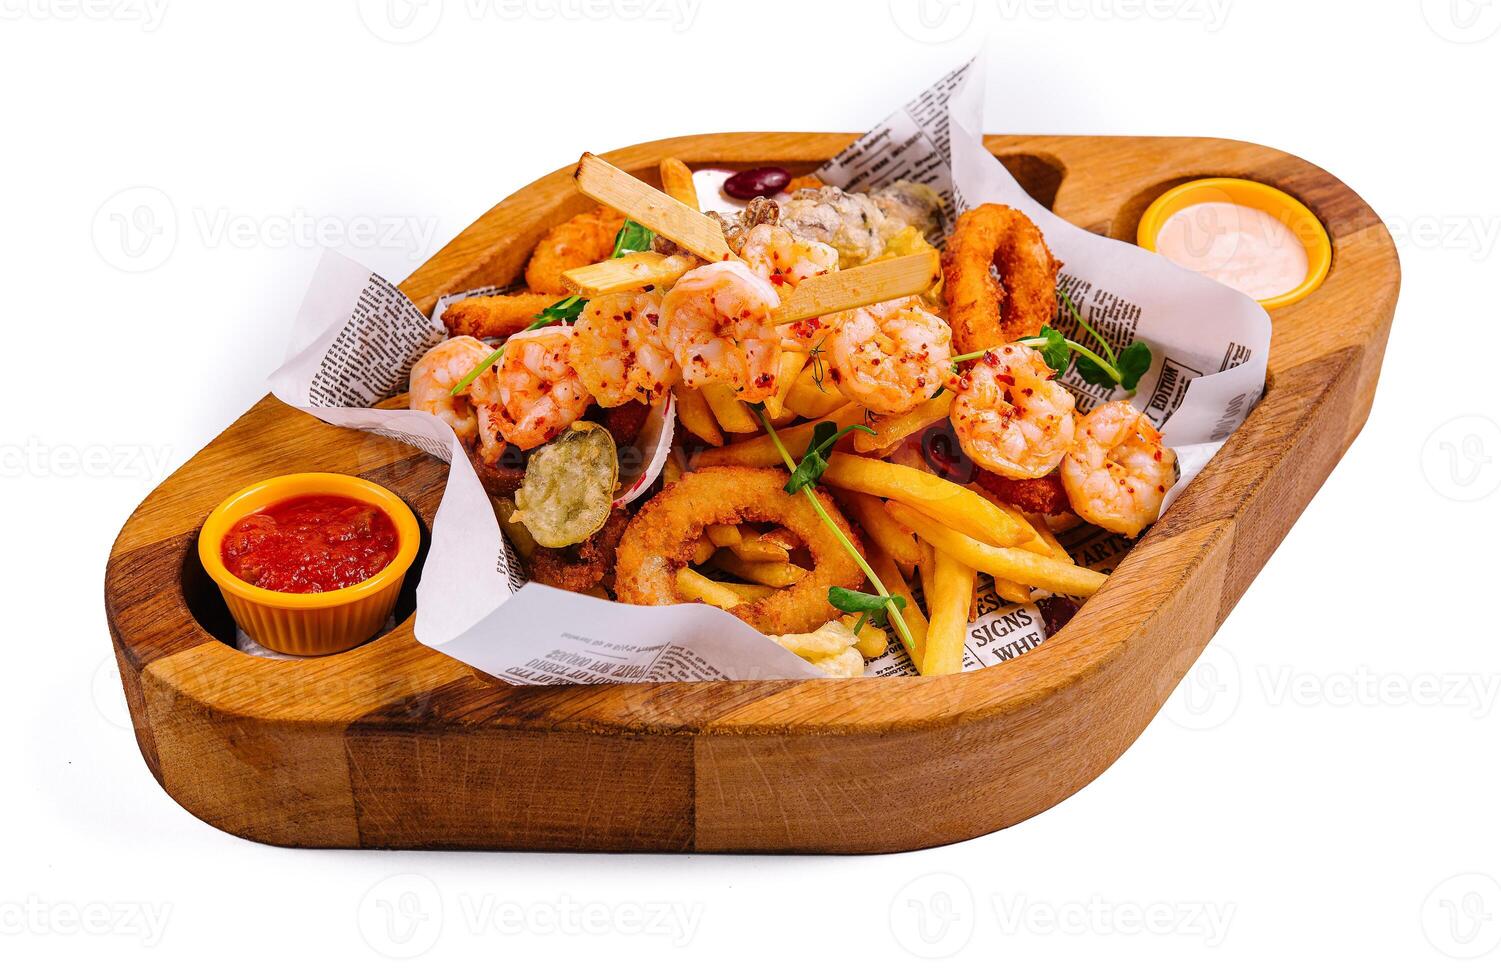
941;203;1062;354
442;292;564;340
614;466;864;635
525;205;625;294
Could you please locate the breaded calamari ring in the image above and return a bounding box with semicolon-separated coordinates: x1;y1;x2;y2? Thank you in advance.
941;203;1062;354
442;292;564;340
525;205;625;294
614;467;864;635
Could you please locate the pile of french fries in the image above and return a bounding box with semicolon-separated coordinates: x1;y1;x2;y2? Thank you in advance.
677;397;1107;676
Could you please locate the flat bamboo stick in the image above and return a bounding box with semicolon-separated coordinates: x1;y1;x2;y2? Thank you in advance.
574;153;735;262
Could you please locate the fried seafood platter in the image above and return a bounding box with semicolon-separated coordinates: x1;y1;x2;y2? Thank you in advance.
410;153;1176;677
105;131;1396;852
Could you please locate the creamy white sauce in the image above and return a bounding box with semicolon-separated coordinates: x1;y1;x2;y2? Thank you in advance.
1155;201;1309;300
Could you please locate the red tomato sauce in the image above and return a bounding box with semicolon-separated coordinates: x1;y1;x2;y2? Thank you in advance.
220;494;399;594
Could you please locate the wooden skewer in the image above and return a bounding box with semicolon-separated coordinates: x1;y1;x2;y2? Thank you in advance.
573;152;939;319
563;251;697;298
771;252;940;325
574;153;736;263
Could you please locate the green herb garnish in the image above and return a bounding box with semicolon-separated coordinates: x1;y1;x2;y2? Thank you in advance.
755;409;916;654
950;288;1153;394
783;420;875;494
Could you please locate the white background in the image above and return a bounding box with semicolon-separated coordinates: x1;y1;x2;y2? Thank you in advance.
4;0;1498;975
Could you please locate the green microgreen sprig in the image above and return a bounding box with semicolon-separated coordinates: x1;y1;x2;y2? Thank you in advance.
755;410;916;653
950;289;1153;394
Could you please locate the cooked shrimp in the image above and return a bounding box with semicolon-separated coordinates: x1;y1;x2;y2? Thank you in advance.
659;261;782;401
950;343;1076;480
740;223;839;289
469;325;592;453
569;291;678;407
824;298;953;414
409;335;493;445
738;223;839;352
1061;401;1177;538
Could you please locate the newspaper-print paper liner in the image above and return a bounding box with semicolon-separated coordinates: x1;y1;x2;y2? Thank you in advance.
267;56;1270;681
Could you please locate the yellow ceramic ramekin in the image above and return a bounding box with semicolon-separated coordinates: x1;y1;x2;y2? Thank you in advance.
1137;177;1332;310
198;473;421;656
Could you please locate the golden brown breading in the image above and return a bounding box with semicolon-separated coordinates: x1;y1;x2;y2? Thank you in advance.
941;203;1061;354
524;205;625;294
614;467;864;635
441;292;563;340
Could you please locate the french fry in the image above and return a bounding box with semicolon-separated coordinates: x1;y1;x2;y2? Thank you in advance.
708;523;787;562
659;156;698;209
759;527;801;551
852;390;955;455
782;366;848;419
764;350;810;421
694;403;865;468
923;549;975;675
701;383;761;434
705;524;742;549
662;450;686;486
840;615;890;659
491;497;537;560
886;440;931;473
673;383;724;447
676;567;742;610
822;453;1033;548
692;534;716;565
775;621;859;662
834;490;923;568
1028;517;1074;564
867;541;928;661
916;540;937;614
886;501;1108;597
990;575;1032;605
710;551;807;587
973;491;1053;557
719;581;776;602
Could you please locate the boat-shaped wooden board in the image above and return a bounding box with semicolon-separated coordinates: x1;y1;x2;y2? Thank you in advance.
105;133;1397;853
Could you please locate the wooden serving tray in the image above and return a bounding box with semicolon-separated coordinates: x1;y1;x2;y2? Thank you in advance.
105;133;1397;852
